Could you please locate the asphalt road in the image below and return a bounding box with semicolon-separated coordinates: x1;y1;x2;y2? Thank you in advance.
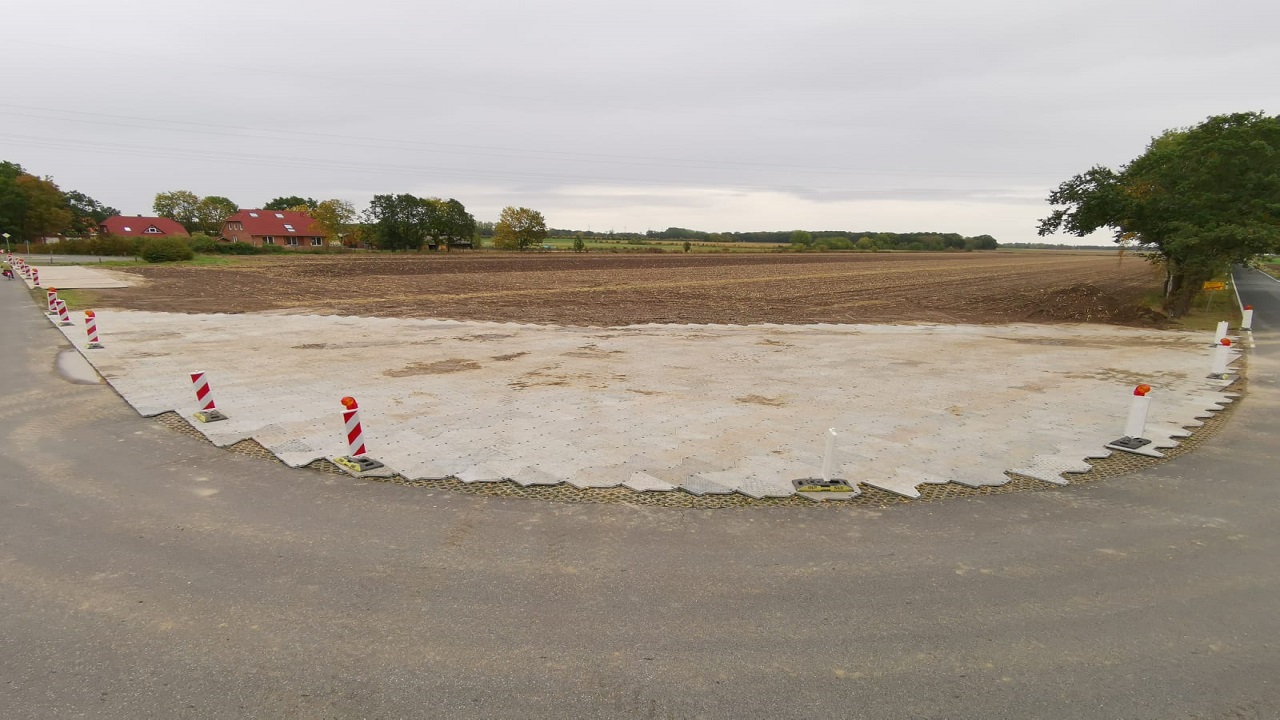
1;269;1277;719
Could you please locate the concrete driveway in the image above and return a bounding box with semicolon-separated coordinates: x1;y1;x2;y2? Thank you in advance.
1;268;1277;719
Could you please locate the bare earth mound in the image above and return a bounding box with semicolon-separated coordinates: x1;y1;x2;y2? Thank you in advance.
87;251;1163;326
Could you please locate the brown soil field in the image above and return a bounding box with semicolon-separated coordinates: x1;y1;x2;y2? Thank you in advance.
88;250;1165;326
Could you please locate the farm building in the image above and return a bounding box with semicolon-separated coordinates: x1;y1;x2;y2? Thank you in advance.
220;210;326;248
99;216;190;238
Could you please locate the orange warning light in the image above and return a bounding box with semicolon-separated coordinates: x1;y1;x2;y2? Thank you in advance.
1133;384;1152;397
341;396;358;410
1220;338;1232;346
84;310;95;318
1245;305;1252;310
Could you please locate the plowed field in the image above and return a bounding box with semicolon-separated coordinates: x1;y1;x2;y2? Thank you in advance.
89;251;1164;326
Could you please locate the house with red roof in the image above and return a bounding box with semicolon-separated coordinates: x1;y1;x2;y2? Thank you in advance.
100;216;190;238
219;209;327;248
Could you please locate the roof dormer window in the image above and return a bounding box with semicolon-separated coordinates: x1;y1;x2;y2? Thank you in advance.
275;213;285;218
248;212;259;218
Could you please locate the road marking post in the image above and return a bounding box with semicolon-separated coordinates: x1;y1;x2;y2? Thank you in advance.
334;396;385;474
1213;320;1228;345
1108;384;1153;452
1241;305;1253;331
31;268;39;287
1209;338;1234;379
46;288;58;315
54;299;73;326
83;310;103;349
190;371;228;422
791;428;855;494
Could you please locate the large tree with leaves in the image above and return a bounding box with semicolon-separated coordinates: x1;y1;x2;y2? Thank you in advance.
1038;111;1280;317
364;194;432;251
264;196;318;211
493;206;547;250
64;189;119;235
310;199;358;247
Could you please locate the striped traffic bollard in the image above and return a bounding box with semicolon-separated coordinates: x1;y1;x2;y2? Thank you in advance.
31;268;39;287
1109;384;1153;451
341;396;368;456
1209;338;1233;378
83;310;104;349
55;299;73;326
46;288;58;315
189;371;228;422
334;397;385;473
1241;305;1254;331
1212;320;1228;345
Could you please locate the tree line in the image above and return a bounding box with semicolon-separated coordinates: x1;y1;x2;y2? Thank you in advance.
643;227;999;251
0;161;118;243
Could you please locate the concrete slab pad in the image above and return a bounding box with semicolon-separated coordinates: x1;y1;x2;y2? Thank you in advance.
20;264;135;289
51;310;1242;499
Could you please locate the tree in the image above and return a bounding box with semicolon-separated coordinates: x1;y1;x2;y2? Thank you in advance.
440;198;476;249
265;196;318;211
1039;111;1280;317
364;194;431;251
493;206;548;250
310;199;357;247
64;190;119;235
0;161;28;239
16;175;72;241
195;196;238;234
790;229;813;246
153;190;202;232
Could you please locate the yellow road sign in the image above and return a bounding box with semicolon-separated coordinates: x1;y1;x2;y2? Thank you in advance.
1202;281;1226;291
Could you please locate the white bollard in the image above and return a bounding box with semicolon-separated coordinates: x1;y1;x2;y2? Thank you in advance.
1213;320;1228;345
1123;385;1152;440
1210;338;1233;377
1241;305;1253;331
821;428;837;482
1108;384;1155;452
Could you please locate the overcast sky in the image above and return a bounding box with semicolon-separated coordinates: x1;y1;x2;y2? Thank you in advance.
2;0;1277;243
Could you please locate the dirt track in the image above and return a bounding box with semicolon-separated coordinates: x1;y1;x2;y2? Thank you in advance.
88;251;1164;326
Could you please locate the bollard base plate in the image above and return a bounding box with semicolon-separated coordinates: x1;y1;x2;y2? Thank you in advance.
193;409;228;423
334;455;386;474
1207;372;1232;380
86;342;104;349
1108;436;1151;450
792;478;854;493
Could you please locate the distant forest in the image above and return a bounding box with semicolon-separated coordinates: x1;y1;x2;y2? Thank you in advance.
543;226;1001;251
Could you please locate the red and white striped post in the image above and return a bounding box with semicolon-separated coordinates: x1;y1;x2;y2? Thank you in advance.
341;396;368;457
189;371;228;422
83;310;103;349
46;288;58;314
31;268;39;287
55;299;73;326
1241;305;1254;331
1210;338;1233;377
190;371;217;411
